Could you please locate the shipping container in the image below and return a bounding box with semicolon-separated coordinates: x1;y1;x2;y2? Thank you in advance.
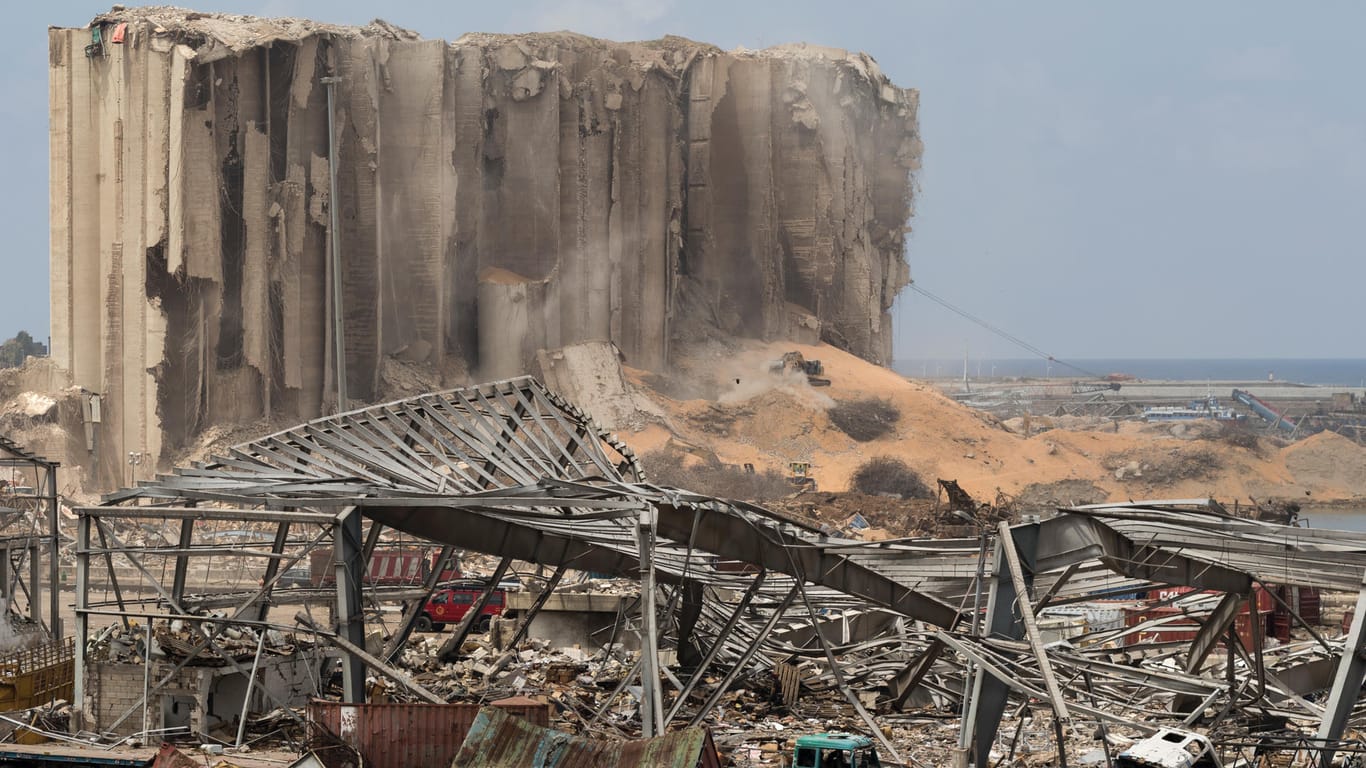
1041;600;1141;635
309;697;550;768
1123;605;1269;649
1037;615;1087;644
1271;584;1321;636
1147;584;1275;613
309;547;461;587
1295;586;1322;625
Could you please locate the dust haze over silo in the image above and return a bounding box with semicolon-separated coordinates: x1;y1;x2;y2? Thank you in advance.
47;7;920;488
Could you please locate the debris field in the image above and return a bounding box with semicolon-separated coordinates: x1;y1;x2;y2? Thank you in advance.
9;5;1366;768
38;377;1366;768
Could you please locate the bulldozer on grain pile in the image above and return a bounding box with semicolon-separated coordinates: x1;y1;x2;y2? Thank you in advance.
788;461;817;491
770;351;831;386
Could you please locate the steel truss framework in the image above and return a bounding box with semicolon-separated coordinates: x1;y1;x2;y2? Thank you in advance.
71;379;1366;765
0;435;62;640
959;503;1366;768
76;378;961;753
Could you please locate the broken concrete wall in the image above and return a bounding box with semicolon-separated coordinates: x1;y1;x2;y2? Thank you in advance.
49;10;920;490
86;655;315;738
501;592;642;652
86;660;205;738
530;341;665;432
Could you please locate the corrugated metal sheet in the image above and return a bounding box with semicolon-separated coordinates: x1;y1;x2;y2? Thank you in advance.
309;698;550;768
452;706;721;768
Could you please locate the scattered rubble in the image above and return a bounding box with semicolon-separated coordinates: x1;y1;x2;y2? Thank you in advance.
33;379;1366;768
19;5;1366;768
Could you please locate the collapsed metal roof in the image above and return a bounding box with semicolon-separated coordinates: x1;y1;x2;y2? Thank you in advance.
112;377;963;625
75;378;1366;763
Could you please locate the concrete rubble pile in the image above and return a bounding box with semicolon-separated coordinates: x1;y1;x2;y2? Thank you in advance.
48;6;920;490
87;620;302;666
0;700;73;743
351;571;1366;766
394;634;639;723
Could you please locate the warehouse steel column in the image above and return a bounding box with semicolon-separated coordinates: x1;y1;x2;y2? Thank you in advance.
43;458;60;639
334;506;367;703
71;511;91;734
1316;571;1366;767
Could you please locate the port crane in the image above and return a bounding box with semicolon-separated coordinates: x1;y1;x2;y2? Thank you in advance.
1231;388;1299;434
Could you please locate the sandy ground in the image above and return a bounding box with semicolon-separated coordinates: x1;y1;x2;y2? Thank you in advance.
619;339;1366;505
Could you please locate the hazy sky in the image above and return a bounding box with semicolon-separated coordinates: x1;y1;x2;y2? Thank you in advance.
11;2;1364;360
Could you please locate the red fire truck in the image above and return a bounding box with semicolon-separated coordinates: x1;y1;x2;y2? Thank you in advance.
413;583;506;632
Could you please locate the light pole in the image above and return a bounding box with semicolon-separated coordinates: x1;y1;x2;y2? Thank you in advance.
126;451;143;487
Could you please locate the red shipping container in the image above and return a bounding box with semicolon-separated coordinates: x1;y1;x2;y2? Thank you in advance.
1298;586;1322;625
1279;585;1321;625
309;697;550;768
1265;585;1323;640
1147;586;1196;602
1124;605;1268;649
1234;610;1270;650
1147;584;1275;613
309;547;433;587
1256;585;1275;613
1123;606;1199;646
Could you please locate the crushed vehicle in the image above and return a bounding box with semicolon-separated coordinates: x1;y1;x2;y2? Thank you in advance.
1117;728;1220;768
794;732;882;768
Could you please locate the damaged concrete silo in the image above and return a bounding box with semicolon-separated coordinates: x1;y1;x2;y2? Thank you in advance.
48;8;920;487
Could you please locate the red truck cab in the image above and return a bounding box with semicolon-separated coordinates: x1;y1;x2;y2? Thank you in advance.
414;584;506;632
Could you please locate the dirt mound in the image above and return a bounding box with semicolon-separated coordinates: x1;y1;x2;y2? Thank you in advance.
1283;432;1366;497
1102;445;1224;485
615;339;1366;506
638;444;792;502
640;339;1045;497
1015;480;1107;511
172;419;295;470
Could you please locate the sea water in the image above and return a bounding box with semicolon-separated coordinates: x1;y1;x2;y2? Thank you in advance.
1302;508;1366;532
894;358;1366;387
